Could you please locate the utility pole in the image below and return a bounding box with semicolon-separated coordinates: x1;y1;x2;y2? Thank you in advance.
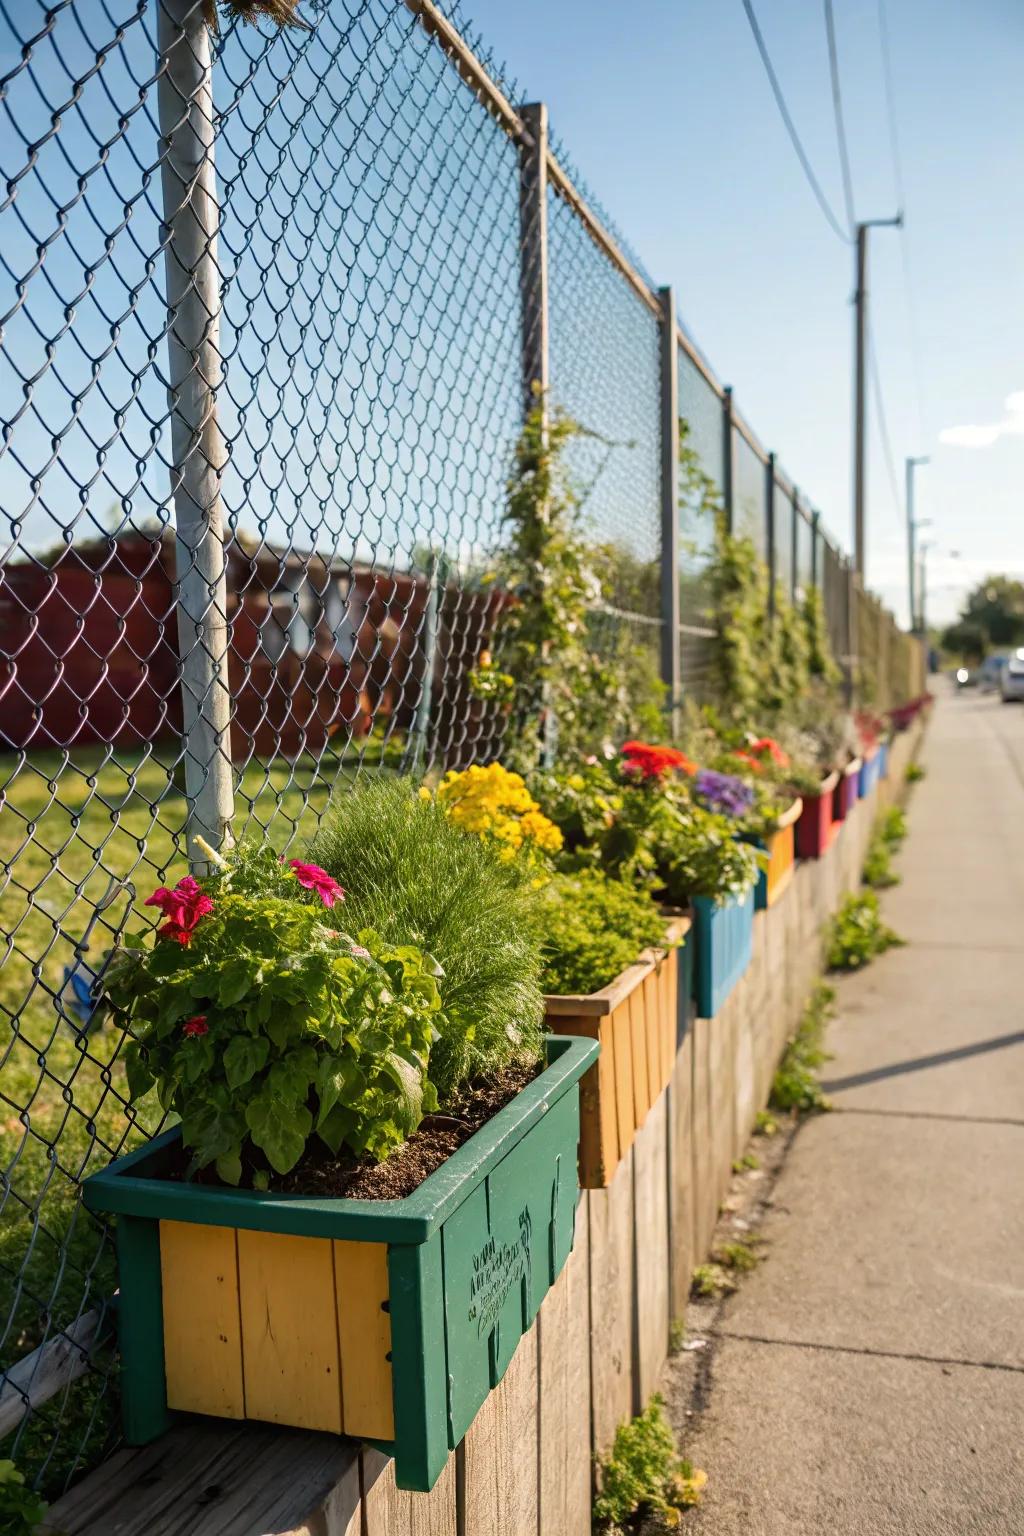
905;455;929;631
852;215;902;580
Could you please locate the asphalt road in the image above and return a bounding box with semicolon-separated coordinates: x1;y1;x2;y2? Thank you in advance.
678;689;1024;1535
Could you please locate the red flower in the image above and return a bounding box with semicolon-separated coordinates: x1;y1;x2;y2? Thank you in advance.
182;1015;208;1038
287;860;344;908
749;737;790;769
620;741;696;781
732;750;764;773
145;875;214;946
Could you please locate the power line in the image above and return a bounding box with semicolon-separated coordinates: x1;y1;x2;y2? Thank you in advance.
823;0;857;235
868;317;902;511
876;0;928;446
739;0;852;245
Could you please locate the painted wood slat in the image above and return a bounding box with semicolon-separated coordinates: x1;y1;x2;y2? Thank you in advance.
611;999;635;1163
334;1240;394;1440
642;967;662;1109
537;1201;591;1536
159;1221;244;1420
237;1230;342;1434
628;984;650;1130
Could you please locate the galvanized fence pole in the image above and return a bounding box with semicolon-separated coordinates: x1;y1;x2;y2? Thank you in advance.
790;490;800;601
158;0;235;866
517;101;556;765
659;287;681;733
811;510;820;588
721;386;735;533
765;453;776;620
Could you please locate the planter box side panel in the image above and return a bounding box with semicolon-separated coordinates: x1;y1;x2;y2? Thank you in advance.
795;790;837;859
693;893;754;1018
441;1087;579;1450
759;822;796;909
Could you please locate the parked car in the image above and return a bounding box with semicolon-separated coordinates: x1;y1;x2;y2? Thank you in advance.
979;653;1009;691
1000;650;1024;702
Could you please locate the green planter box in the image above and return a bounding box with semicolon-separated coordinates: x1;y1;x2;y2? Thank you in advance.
83;1033;598;1493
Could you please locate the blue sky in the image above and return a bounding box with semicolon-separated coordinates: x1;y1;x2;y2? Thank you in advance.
462;0;1024;626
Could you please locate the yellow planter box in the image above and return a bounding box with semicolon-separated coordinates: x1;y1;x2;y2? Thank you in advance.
543;915;690;1188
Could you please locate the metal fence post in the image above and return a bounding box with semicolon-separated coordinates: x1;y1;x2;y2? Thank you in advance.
811;510;820;588
721;386;735;533
791;489;800;600
765;453;776;619
517;101;556;765
659;287;681;733
158;0;235;867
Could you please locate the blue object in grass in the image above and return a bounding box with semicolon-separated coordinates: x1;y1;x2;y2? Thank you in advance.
60;959;99;1030
691;888;755;1018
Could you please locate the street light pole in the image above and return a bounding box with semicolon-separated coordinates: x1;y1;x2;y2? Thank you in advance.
906;454;930;631
918;540;935;641
853;215;902;581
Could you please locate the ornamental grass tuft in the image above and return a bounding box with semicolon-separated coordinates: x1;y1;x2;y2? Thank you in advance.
310;777;546;1100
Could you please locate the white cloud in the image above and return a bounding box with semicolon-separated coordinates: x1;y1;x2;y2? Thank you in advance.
939;391;1024;449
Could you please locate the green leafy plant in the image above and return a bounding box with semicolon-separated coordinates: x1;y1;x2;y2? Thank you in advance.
754;1108;779;1136
771;983;835;1114
104;844;442;1180
905;760;926;784
310;777;545;1099
472;400;664;768
0;1462;48;1536
594;1396;706;1532
881;806;908;844
863;832;899;890
732;1151;761;1173
668;1317;687;1354
714;1236;763;1273
826;892;905;972
692;1262;734;1298
538;869;668;997
803;584;842;687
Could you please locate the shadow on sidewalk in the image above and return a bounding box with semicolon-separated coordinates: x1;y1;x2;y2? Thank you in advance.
821;1028;1024;1093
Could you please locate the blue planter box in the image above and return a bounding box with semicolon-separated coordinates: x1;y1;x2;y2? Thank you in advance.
858;749;881;799
691;889;755;1018
878;740;890;779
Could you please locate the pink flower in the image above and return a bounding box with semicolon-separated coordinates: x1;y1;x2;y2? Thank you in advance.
145;875;214;946
287;860;344;908
182;1015;208;1038
350;944;370;959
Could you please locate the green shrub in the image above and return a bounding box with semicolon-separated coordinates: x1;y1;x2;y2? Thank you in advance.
594;1396;706;1532
905;760;926;783
863;834;899;889
771;983;835;1114
826;892;905;972
310;777;545;1099
538;869;667;996
105;844;442;1179
0;1463;47;1536
692;1262;734;1297
880;806;908;844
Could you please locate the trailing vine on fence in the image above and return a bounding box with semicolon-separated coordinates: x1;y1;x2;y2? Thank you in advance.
472;398;663;768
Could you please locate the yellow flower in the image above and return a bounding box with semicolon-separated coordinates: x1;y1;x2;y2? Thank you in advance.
566;773;585;791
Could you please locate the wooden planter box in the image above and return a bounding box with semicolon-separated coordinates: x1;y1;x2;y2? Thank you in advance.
858;747;881;799
544;916;690;1188
833;757;863;822
795;769;840;859
747;797;802;910
83;1033;598;1493
691;888;754;1018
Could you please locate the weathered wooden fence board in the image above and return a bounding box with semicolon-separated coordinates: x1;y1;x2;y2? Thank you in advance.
460;1322;539;1536
537;1201;592;1536
361;1449;457;1536
632;1093;669;1405
587;1149;636;1451
666;1030;694;1324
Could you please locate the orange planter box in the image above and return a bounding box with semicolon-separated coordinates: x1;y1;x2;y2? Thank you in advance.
755;796;802;909
543;915;690;1188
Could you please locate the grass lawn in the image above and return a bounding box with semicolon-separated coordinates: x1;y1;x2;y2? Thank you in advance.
0;737;385;1493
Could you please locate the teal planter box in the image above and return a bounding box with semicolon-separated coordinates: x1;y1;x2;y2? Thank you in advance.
83;1033;598;1493
858;749;881;799
691;889;755;1018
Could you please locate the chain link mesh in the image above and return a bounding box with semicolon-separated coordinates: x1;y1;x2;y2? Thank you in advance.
0;0;922;1497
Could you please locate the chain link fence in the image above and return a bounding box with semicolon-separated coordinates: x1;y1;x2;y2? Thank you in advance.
0;0;924;1495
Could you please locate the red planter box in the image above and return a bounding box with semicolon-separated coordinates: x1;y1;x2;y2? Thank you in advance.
832;757;862;823
795;770;841;858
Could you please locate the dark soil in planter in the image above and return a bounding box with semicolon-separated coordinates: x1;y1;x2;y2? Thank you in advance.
162;1060;541;1201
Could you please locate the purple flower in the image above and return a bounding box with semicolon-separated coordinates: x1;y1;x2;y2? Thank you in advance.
695;769;755;818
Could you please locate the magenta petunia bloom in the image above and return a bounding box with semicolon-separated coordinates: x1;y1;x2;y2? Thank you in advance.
287;860;344;908
145;875;214;946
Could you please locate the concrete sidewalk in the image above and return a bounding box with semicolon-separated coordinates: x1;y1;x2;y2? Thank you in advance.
674;691;1024;1535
